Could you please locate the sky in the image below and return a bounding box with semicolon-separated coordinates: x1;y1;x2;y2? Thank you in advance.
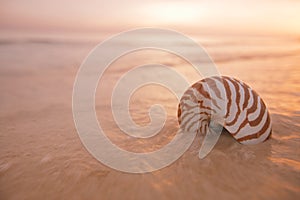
0;0;300;36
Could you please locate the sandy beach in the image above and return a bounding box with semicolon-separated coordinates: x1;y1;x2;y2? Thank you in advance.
0;33;299;200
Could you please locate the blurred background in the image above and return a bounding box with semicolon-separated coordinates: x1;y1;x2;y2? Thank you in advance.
1;0;300;39
0;0;299;200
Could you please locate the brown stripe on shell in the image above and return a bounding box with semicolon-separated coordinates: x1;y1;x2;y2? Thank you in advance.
222;78;232;118
225;77;241;126
178;76;272;145
248;98;265;127
237;112;271;142
204;78;222;99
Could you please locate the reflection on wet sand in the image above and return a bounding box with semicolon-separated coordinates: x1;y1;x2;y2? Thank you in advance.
0;35;299;199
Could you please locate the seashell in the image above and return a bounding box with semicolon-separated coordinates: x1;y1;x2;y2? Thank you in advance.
178;76;272;148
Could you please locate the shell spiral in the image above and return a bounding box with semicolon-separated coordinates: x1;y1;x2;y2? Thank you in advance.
178;76;272;145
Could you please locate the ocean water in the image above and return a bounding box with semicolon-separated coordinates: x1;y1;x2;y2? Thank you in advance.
0;33;299;199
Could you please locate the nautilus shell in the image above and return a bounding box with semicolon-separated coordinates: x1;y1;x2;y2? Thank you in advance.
178;76;272;145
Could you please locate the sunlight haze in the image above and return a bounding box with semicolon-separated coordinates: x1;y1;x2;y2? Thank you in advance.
1;0;300;36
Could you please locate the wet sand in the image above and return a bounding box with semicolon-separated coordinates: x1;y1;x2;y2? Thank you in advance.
0;34;299;199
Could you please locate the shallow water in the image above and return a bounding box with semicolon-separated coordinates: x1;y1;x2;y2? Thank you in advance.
0;34;299;199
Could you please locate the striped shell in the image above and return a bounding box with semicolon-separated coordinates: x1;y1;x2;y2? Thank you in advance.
178;76;272;145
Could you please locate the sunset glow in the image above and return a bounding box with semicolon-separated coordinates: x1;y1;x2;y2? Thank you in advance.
142;2;203;25
0;0;300;36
